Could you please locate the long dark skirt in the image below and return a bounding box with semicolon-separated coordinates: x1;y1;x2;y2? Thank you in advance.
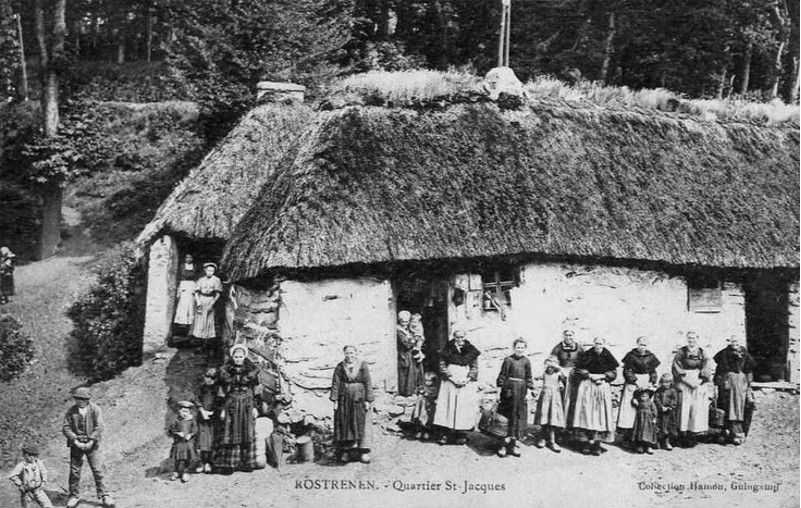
334;382;372;450
220;391;255;445
213;391;256;470
562;369;580;429
0;273;13;296
498;380;528;439
397;351;424;397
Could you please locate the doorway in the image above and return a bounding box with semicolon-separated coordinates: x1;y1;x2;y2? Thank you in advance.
744;275;789;382
394;275;450;372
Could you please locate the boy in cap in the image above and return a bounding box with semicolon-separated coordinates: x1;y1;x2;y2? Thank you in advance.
8;444;53;507
62;387;114;508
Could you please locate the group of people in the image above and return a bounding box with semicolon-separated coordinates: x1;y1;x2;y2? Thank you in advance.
391;310;757;460
173;254;223;345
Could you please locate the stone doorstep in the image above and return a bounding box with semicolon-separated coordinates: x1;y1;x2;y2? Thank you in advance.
751;381;799;392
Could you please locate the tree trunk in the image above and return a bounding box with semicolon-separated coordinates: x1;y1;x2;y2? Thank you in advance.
739;39;752;95
716;44;731;99
599;12;615;84
116;31;125;63
769;39;786;99
781;0;798;103
34;0;66;259
15;13;28;101
146;4;153;62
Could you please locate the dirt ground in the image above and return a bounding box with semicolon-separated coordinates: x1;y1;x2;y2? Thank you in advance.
0;236;798;508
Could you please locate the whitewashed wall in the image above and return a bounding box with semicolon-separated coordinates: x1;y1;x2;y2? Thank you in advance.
788;282;799;384
272;277;395;417
143;235;178;353
452;262;745;387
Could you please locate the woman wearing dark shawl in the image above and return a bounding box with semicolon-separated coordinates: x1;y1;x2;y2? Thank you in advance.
550;329;582;439
331;345;375;463
213;344;259;473
617;336;660;441
572;337;618;455
397;310;424;396
713;336;756;445
434;328;481;445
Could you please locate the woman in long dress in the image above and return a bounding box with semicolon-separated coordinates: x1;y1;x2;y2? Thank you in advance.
572;337;618;455
496;338;534;457
173;254;197;331
434;328;481;445
331;345;374;463
617;336;660;443
213;344;259;473
550;330;582;441
192;263;223;341
713;336;756;445
672;331;712;446
397;311;424;396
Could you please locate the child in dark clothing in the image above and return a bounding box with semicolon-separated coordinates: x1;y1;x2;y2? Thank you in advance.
411;372;437;440
169;401;198;483
631;388;658;454
654;373;679;451
195;368;220;473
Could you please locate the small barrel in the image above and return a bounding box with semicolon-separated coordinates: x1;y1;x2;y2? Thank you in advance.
295;435;314;462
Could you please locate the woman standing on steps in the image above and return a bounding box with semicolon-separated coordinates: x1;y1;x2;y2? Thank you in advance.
173;253;197;336
192;262;223;351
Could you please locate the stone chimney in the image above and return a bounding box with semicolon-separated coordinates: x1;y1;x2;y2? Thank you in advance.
256;81;306;104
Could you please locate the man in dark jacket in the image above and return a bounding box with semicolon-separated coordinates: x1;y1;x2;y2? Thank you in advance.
62;387;114;508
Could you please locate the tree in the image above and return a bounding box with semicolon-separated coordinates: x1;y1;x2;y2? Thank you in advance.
0;0;18;99
34;0;67;259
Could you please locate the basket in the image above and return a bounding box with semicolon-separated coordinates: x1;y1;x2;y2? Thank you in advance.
709;393;725;429
478;401;508;439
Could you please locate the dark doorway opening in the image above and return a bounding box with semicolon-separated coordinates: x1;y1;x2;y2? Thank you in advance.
744;275;789;382
394;275;449;372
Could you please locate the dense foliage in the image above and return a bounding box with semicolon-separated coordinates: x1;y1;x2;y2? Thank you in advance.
0;314;35;382
66;243;145;382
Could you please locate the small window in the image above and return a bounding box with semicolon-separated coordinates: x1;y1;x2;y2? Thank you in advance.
482;267;518;311
687;274;722;313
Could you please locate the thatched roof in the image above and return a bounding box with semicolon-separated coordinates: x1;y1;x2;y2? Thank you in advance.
136;103;314;245
220;101;799;281
223;102;799;280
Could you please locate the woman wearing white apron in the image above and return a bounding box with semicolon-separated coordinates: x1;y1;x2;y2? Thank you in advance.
173;254;197;333
434;328;481;446
672;331;712;446
617;336;660;445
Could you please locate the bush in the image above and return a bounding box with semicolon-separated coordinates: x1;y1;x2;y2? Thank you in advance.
67;243;145;381
0;314;34;382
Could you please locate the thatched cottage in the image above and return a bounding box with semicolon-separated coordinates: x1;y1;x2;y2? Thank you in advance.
137;84;311;351
138;75;798;419
213;97;799;417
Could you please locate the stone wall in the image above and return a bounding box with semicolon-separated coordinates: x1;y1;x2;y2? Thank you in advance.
232;262;751;418
788;282;800;384
143;235;178;353
234;277;396;418
450;262;745;387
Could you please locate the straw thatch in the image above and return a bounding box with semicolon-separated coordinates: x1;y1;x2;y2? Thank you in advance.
220;101;799;281
136;103;314;245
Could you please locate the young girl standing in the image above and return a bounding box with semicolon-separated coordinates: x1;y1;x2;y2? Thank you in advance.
169;401;198;483
654;373;678;450
631;388;658;454
495;338;534;457
534;355;566;452
195;368;219;473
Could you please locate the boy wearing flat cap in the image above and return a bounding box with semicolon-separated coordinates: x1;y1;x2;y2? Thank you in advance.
62;387;114;508
8;443;52;507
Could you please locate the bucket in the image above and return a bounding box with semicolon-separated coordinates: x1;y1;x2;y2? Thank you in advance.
296;435;314;462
